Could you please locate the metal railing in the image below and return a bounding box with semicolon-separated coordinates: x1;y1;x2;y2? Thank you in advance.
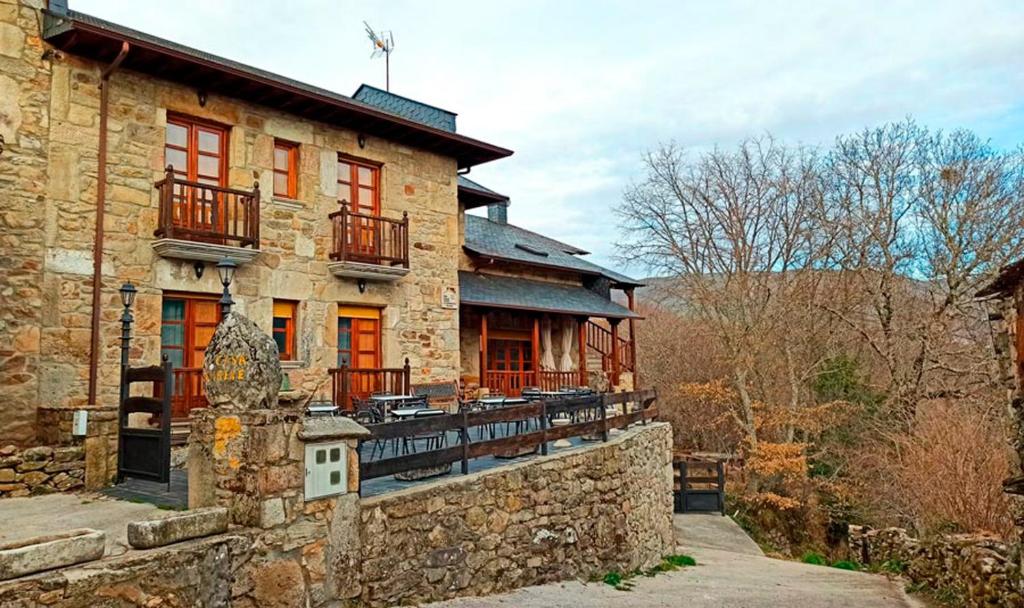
154;166;260;248
329;202;409;267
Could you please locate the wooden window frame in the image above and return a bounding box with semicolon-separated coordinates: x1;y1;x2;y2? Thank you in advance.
337;154;382;216
273;300;298;361
165;113;230;186
273;139;299;199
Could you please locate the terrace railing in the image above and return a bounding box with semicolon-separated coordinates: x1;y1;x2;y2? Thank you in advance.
329;202;409;268
154;166;260;248
329;359;412;411
357;388;657;486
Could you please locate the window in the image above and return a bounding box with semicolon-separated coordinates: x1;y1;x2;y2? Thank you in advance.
273;140;298;199
165;115;228;186
272;300;298;361
337;157;380;215
337;306;381;369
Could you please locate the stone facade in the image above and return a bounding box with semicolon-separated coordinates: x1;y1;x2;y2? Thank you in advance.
849;525;1023;607
355;422;675;606
0;0;462;447
0;444;84;497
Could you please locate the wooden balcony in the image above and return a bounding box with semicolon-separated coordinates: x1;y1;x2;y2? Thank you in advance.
152;166;261;264
329;359;412;411
328;203;410;281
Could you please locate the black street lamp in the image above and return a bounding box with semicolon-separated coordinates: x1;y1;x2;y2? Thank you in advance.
217;257;237;317
118;281;137;407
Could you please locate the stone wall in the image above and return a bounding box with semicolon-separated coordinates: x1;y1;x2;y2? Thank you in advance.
355;422;675;606
849;525;1022;607
0;0;463;446
0;444;84;497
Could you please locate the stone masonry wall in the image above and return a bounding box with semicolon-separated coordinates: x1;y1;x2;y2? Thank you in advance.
0;0;463;446
0;443;84;497
849;525;1022;607
355;422;675;607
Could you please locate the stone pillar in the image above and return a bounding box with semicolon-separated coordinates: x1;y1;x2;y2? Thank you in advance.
83;405;118;490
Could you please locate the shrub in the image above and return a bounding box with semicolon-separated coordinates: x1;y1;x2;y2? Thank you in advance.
830;559;859;571
801;551;827;566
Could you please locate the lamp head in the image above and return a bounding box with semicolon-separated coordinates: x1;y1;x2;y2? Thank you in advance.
216;258;237;287
119;282;137;308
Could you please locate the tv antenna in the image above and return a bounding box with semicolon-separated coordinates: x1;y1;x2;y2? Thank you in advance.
364;22;395;91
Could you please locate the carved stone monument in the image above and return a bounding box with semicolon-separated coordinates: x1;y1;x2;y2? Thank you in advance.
203;312;283;410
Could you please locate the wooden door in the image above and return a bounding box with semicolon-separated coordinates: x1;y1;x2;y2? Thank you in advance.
486;338;533;396
165;115;228;238
161;295;221;418
338;307;382;405
337;158;380;258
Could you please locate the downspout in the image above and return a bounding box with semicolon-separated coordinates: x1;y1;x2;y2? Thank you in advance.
87;41;130;405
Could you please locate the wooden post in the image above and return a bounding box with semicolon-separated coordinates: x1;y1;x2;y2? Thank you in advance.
531;317;541;389
610;319;621;388
599;393;609;442
626;289;638;387
539;400;548;456
716;460;726;515
480;313;488;392
577;317;588;387
680;460;689;513
402;357;411;395
460;410;469;474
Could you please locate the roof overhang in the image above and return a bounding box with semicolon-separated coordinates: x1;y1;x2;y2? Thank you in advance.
977;258;1024;299
458;184;509;210
42;10;513;169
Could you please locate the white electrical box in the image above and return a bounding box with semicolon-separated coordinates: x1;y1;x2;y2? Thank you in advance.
304;442;348;500
72;410;88;436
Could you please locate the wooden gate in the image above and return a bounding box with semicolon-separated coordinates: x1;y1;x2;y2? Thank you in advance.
117;355;173;485
674;459;725;514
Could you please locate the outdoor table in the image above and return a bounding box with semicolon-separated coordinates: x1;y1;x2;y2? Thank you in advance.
389;407;444;420
369;394;422;405
475;397;528;407
305;402;339;417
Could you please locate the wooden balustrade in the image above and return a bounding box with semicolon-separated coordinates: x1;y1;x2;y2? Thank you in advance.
585;321;634;373
154;166;260;248
329;359;412;411
483;370;587;395
329;203;409;268
169;367;206;419
536;370;585;391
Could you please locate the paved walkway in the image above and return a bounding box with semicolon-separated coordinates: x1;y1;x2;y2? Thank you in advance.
0;493;163;557
424;514;920;608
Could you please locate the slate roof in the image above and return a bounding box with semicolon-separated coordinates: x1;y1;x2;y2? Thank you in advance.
459;272;640;319
464;215;642;287
976;257;1024;298
353;85;457;133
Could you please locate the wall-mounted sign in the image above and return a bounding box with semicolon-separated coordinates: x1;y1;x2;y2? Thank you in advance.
441;286;458;310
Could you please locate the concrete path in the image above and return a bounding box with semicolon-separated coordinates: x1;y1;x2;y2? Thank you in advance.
423;514;919;608
0;493;163;557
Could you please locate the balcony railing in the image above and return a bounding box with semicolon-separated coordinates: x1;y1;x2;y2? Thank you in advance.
482;370;587;396
329;359;412;411
154;166;260;248
329;202;409;268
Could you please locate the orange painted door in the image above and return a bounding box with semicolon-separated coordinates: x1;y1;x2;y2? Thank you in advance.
338;307;382;406
161;296;221;418
165;116;228;238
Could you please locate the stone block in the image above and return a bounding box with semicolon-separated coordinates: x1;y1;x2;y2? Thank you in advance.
127;507;229;549
0;529;105;581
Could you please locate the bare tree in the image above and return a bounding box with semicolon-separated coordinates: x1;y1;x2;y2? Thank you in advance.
619;138;832;444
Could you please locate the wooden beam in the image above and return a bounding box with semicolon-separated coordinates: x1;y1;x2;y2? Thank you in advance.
532;316;541;388
480;312;488;393
610;319;621;387
577;316;588;385
627;288;638;387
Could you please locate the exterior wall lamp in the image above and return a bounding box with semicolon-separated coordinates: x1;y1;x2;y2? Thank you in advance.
118;281;137;406
217;257;237;316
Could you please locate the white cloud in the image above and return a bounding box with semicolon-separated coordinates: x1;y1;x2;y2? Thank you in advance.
75;0;1024;271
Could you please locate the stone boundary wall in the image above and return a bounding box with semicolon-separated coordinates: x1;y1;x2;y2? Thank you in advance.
356;422;675;606
0;444;85;497
849;525;1022;607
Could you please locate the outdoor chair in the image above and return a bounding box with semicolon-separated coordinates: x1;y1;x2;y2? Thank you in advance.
403;408;447;454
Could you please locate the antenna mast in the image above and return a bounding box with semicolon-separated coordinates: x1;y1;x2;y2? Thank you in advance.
364;21;395;91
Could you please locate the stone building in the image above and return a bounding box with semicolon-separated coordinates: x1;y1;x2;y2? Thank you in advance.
0;0;642;451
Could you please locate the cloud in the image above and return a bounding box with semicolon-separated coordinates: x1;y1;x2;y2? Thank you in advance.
76;0;1024;270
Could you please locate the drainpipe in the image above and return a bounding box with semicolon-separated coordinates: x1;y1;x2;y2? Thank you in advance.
87;41;130;405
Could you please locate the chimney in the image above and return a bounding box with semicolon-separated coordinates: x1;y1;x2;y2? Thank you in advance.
487;202;508;225
48;0;69;14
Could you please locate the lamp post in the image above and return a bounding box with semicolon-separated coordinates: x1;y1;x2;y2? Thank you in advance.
118;281;137;407
217;257;237;317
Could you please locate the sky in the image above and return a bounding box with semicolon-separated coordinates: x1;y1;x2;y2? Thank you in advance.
76;0;1024;270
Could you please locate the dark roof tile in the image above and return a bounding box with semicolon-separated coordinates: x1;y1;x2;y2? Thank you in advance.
459;272;640;319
